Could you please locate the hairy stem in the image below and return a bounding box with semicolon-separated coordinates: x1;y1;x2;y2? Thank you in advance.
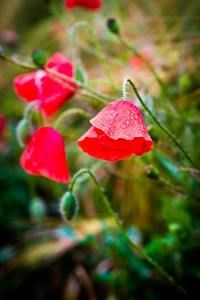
54;108;92;130
124;78;199;170
71;21;118;95
69;169;190;299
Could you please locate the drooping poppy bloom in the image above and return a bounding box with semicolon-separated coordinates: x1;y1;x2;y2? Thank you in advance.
77;100;153;161
64;0;101;10
130;50;153;71
20;126;70;183
14;53;77;115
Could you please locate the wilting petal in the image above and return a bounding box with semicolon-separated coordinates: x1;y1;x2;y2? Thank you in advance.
20;127;70;183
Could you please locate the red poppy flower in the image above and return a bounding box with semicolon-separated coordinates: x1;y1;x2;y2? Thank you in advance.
0;115;5;133
14;53;77;115
130;50;153;71
77;100;153;161
64;0;101;10
20;126;70;183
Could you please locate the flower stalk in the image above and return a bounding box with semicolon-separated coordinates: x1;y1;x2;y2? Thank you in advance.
123;78;200;170
54;108;93;130
71;21;118;95
69;169;190;299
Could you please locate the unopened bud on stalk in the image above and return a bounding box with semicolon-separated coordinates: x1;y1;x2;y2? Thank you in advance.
60;191;77;221
31;49;46;68
144;164;160;179
16;118;33;147
75;65;87;84
148;125;159;142
107;19;120;35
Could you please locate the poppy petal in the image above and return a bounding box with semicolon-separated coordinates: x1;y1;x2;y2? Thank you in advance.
77;126;153;161
20;126;70;183
35;70;74;115
90;100;151;141
14;72;38;102
65;0;101;9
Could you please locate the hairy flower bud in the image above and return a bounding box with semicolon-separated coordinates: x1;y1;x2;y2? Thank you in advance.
31;49;46;68
107;19;120;35
16;118;33;147
60;191;77;221
144;164;159;179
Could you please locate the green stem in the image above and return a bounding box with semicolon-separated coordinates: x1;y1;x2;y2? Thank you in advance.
0;54;37;70
69;169;190;299
124;78;199;170
54;108;92;130
46;69;107;105
46;68;113;104
24;100;44;126
117;35;174;104
0;52;114;105
71;21;118;95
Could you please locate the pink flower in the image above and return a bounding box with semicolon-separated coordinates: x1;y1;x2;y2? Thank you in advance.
14;53;77;115
20;126;70;183
64;0;102;10
77;100;153;161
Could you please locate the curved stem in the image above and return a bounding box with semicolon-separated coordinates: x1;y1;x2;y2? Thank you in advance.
71;21;118;95
117;35;174;104
69;169;190;299
1;52;114;105
54;108;92;130
124;78;199;170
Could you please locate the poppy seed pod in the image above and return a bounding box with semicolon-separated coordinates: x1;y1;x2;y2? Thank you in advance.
60;191;77;221
31;49;46;68
20;126;70;183
65;0;101;10
77;100;153;161
14;52;77;115
16;118;33;147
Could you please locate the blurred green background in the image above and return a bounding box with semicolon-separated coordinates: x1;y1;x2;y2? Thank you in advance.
0;0;200;299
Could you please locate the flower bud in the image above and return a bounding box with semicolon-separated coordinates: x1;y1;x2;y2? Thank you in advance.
60;191;77;221
75;65;87;84
144;164;159;179
107;19;120;35
148;125;159;142
16;118;33;147
31;49;46;68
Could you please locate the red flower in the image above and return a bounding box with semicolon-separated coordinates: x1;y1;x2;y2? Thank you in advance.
130;50;153;71
14;53;77;115
0;115;5;133
77;100;153;161
64;0;101;10
20;126;70;183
